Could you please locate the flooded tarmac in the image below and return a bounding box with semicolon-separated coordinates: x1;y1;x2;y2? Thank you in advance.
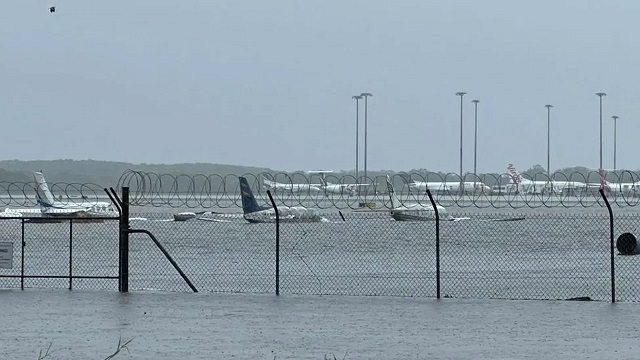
2;289;639;359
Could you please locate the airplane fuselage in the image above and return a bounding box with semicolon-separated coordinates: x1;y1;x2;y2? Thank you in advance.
262;179;322;194
391;207;439;221
242;206;323;223
38;200;115;216
411;181;490;194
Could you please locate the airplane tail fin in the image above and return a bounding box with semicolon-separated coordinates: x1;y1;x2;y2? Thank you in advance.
386;175;401;208
34;172;56;208
239;177;268;214
506;164;522;184
599;169;611;192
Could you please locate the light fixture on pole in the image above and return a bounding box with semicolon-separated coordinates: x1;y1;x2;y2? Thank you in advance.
471;99;479;180
456;92;466;188
596;92;606;188
352;95;363;181
360;92;373;181
545;104;553;177
612;115;619;171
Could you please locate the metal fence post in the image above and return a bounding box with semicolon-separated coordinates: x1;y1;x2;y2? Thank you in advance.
119;187;130;292
426;189;441;299
21;219;25;290
69;219;73;290
266;190;280;296
599;189;615;303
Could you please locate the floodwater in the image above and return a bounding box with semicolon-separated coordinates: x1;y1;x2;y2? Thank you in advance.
1;202;640;359
2;289;639;359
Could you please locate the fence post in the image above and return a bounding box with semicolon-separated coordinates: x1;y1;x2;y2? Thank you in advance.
599;189;615;303
426;189;440;299
69;219;73;290
266;190;280;296
21;219;25;290
119;187;130;292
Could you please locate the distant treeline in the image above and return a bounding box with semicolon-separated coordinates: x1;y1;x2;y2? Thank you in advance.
0;160;273;187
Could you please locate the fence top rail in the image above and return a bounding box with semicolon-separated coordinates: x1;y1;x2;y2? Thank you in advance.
0;216;120;221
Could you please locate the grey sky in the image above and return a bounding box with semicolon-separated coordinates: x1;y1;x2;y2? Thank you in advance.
1;1;638;173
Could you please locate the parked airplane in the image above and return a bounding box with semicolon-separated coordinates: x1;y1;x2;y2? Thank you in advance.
33;172;116;216
386;176;448;221
262;176;322;194
506;164;587;195
409;179;490;194
595;171;638;196
1;172;116;217
240;177;325;223
307;170;370;196
505;164;550;194
408;180;451;193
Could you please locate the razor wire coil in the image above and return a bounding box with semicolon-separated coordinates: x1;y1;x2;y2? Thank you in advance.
2;169;640;210
113;169;640;209
0;181;106;207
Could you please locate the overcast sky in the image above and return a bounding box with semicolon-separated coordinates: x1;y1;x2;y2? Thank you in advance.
1;1;638;173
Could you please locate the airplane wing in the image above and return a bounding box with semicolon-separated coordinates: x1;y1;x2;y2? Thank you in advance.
1;208;42;215
0;211;23;218
41;208;89;216
197;217;232;223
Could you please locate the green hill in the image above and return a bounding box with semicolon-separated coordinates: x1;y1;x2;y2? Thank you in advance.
0;160;275;187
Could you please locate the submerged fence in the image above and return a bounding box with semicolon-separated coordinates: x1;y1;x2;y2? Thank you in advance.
0;216;120;290
2;185;640;302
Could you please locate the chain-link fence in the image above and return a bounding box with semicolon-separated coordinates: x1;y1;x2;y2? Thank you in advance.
0;217;119;290
439;213;612;301
126;212;275;293
105;208;636;302
612;214;640;302
4;196;640;302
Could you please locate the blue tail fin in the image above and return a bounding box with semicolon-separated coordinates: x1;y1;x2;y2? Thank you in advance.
239;177;268;214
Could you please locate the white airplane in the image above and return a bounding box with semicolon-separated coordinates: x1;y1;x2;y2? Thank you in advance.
34;172;116;216
603;180;637;196
505;164;550;194
506;164;586;195
408;180;451;193
2;174;116;217
307;170;370;196
240;177;325;223
386;176;448;221
409;179;490;194
262;176;322;194
593;170;639;196
1;172;116;217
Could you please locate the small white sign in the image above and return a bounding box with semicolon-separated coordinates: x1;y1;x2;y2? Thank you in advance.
0;242;13;269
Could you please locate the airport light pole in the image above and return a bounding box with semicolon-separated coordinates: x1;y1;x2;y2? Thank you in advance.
352;95;362;181
545;104;553;177
472;99;479;180
456;92;466;188
596;92;606;188
361;92;373;182
612;115;619;171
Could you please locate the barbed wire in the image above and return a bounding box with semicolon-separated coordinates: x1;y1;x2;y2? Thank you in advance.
114;169;640;209
3;170;640;209
0;181;106;207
